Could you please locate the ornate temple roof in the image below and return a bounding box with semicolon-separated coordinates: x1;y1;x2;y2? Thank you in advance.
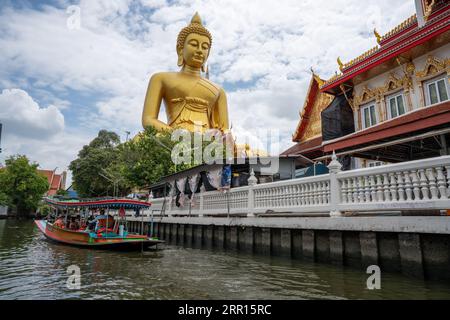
320;2;450;93
280;74;334;159
292;74;334;143
38;169;67;196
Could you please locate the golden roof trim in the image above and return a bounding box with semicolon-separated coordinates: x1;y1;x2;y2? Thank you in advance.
319;13;419;89
342;45;380;70
336;14;417;73
381;14;417;42
320;72;343;89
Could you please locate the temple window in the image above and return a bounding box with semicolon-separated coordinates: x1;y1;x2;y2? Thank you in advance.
365;160;385;168
361;102;377;129
424;74;449;106
386;91;406;119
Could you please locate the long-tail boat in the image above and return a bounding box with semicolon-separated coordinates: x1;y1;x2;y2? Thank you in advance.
35;197;164;250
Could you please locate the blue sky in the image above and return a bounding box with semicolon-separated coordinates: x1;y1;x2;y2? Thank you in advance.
0;0;415;185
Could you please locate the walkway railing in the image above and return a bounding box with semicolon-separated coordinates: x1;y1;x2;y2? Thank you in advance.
144;155;450;217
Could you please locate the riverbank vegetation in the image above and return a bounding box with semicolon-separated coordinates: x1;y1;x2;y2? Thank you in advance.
0;155;49;217
69;127;230;198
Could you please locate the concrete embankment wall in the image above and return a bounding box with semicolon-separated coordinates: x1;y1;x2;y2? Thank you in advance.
126;216;450;282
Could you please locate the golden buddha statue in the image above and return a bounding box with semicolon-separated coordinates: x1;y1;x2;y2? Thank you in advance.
142;12;229;133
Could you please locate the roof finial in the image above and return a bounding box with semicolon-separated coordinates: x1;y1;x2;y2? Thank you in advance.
310;67;325;87
337;57;344;71
373;28;382;44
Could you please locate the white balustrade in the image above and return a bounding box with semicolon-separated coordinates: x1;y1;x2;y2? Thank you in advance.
144;155;450;217
252;174;331;214
337;156;450;212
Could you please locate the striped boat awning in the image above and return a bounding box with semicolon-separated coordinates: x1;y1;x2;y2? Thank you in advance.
44;198;151;209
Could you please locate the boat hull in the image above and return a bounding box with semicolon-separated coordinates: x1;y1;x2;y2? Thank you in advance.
35;220;163;250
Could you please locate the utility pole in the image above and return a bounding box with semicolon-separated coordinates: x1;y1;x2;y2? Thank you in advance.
125;131;130;142
99;168;122;198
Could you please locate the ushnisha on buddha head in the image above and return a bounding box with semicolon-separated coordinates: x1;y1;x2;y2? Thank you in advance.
176;12;212;72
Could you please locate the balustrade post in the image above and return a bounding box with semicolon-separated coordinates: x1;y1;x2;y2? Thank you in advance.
199;185;205;217
166;184;173;216
327;152;343;217
163;197;170;217
445;165;450;197
167;195;172;215
247;169;258;217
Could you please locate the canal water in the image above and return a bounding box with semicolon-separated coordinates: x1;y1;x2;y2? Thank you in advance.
0;219;449;300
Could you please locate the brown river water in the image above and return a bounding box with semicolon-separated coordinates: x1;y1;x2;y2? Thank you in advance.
0;220;449;300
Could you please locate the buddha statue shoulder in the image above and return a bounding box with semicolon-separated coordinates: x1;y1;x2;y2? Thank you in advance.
142;13;229;133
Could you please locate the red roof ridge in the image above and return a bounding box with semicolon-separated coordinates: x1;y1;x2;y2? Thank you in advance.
320;4;450;92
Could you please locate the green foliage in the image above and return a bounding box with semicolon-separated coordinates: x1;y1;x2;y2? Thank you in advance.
118;126;230;189
118;126;182;190
0;155;49;216
69;130;127;198
69;127;232;196
0;191;10;206
38;203;51;216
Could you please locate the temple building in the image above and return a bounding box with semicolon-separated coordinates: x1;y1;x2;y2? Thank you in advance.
38;169;67;196
283;0;450;169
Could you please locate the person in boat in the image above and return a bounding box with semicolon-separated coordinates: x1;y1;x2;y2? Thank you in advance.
69;216;79;230
85;214;96;232
76;214;85;229
54;215;65;228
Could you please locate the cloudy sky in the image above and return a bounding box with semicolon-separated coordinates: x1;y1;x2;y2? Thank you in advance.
0;0;415;185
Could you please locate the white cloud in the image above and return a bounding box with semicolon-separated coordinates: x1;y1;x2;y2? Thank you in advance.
0;89;64;139
0;88;92;186
141;0;167;9
1;128;92;187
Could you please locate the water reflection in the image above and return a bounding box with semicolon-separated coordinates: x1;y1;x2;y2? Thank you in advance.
0;220;449;300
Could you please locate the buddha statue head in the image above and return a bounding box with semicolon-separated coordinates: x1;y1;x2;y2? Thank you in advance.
176;12;212;71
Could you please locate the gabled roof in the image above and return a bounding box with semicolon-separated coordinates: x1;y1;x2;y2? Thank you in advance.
38;170;53;182
51;174;62;190
292;74;334;143
38;169;66;196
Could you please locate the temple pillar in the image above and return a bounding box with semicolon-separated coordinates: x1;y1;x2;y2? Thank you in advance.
376;98;385;122
417;82;425;108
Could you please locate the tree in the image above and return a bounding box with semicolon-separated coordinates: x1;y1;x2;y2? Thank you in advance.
119;126;230;189
69;130;126;198
68;127;232;197
0;155;49;217
0;191;10;206
118;126;181;190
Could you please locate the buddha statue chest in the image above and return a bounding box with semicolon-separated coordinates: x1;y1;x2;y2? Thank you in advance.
162;74;221;130
164;75;220;107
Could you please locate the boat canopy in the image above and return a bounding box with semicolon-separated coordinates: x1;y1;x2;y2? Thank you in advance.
44;197;151;210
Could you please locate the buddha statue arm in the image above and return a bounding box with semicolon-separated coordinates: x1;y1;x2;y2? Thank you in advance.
214;88;230;132
142;74;172;132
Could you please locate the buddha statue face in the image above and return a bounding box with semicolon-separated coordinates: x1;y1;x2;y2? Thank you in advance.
180;33;210;69
176;12;212;70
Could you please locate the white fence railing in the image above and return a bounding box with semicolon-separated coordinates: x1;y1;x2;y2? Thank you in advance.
139;155;450;217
